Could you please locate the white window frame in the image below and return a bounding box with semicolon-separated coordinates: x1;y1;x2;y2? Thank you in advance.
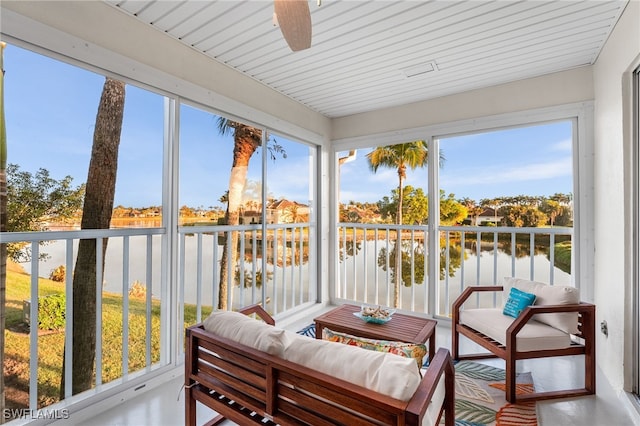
331;102;595;309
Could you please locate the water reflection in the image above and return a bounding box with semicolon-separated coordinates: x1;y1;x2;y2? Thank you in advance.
338;235;572;312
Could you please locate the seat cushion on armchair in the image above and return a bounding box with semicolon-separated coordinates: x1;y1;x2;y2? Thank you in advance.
503;277;580;334
460;308;572;352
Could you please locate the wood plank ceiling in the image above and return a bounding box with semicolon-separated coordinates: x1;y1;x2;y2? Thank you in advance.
105;0;628;118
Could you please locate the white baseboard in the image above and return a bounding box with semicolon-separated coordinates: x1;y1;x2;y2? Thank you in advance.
620;391;640;426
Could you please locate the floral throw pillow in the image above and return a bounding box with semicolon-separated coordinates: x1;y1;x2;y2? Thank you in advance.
322;328;427;368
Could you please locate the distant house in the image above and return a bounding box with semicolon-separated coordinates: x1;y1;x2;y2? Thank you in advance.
268;199;310;224
341;205;383;223
470;208;503;226
241;210;262;224
240;200;310;224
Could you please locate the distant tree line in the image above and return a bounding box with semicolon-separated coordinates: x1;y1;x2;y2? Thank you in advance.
340;190;572;228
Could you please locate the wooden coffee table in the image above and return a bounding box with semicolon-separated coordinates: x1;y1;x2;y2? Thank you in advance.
314;304;437;361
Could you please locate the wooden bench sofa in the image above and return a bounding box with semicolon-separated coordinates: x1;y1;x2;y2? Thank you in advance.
452;277;595;403
185;304;455;426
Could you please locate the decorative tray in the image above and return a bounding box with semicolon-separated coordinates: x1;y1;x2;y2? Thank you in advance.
353;305;395;324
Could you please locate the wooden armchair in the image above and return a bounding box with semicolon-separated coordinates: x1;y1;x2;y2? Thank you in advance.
452;285;596;403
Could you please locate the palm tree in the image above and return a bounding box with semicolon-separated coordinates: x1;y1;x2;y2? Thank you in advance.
61;77;125;396
460;197;484;226
366;141;433;307
216;118;262;310
215;120;287;310
541;199;562;227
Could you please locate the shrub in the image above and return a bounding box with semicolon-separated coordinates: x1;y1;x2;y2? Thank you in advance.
128;280;147;299
49;265;66;282
38;294;66;330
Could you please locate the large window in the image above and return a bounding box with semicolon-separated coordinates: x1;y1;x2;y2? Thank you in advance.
333;109;584;318
1;41;320;417
1;44;167;415
178;103;317;318
437;121;574;315
337;142;431;311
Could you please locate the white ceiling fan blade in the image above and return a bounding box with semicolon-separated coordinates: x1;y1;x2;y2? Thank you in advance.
274;0;312;52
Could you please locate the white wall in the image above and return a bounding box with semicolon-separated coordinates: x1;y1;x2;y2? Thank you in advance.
332;67;594;140
593;0;640;393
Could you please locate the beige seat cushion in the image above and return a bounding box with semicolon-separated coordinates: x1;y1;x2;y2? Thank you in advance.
503;277;580;334
283;330;421;401
460;308;572;352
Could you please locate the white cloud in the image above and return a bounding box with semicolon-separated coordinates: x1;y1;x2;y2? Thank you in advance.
549;138;572;152
441;156;572;187
340;190;382;203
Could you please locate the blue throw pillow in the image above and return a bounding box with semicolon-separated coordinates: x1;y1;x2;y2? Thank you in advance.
502;287;536;318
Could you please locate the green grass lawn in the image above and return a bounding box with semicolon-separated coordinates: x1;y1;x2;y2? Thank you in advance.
3;261;209;410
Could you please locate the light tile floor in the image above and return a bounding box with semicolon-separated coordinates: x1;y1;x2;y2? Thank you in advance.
69;316;639;426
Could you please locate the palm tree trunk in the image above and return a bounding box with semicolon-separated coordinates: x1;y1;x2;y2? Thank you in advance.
217;126;260;310
217;167;246;311
394;174;404;308
60;77;125;396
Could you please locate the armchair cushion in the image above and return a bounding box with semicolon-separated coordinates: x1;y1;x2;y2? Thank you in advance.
460;308;572;351
503;277;580;334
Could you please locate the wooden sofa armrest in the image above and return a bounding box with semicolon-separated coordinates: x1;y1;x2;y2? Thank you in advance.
406;348;455;426
238;303;275;325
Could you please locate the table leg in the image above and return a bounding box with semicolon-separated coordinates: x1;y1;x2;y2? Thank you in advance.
315;322;323;339
429;332;436;362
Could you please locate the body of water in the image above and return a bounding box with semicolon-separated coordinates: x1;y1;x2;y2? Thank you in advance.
25;234;312;311
337;240;571;315
26;235;570;315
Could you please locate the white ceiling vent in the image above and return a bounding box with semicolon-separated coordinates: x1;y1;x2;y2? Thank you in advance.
401;61;439;78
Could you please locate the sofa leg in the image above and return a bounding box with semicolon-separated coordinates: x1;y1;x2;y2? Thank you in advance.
185;384;196;426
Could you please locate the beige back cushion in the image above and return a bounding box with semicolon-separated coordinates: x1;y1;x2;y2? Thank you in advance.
202;310;287;356
503;277;580;334
283;331;421;401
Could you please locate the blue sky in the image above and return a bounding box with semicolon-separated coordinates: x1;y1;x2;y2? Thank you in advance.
4;43;312;208
5;43;571;208
339;122;573;204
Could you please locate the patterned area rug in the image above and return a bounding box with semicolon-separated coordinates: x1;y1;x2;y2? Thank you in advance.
296;325;538;426
451;361;538;426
